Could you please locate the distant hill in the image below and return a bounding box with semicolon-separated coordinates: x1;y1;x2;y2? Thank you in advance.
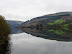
21;12;72;28
6;20;23;27
6;20;23;34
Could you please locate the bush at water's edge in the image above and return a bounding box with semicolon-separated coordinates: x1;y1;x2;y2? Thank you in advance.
0;15;11;54
0;15;11;43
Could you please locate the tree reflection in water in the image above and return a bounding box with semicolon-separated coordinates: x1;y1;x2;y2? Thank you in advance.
0;32;11;54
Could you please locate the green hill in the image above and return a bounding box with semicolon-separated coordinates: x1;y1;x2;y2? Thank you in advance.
20;12;72;32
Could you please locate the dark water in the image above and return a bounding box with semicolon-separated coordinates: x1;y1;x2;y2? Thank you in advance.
1;28;72;54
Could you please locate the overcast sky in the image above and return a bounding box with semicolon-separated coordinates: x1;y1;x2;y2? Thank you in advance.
0;0;72;21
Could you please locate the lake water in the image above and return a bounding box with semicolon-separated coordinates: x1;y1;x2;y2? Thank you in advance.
1;28;72;54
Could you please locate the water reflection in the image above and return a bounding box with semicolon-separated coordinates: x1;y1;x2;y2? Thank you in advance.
21;28;72;42
11;27;23;34
10;28;72;54
11;33;72;54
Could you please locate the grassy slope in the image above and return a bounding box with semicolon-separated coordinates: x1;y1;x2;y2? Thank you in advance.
48;19;72;31
48;19;65;25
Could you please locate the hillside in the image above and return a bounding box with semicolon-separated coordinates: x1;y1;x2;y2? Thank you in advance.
21;12;72;28
6;20;23;27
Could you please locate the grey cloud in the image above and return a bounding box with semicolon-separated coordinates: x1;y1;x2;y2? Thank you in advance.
0;0;72;21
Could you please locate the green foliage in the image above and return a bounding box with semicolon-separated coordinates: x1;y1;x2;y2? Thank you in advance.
0;15;11;49
47;18;72;32
48;23;55;25
54;30;64;35
54;19;65;24
48;19;65;25
0;15;10;54
62;28;69;30
62;24;69;26
0;15;11;36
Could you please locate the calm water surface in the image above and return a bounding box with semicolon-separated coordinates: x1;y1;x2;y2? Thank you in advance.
9;32;72;54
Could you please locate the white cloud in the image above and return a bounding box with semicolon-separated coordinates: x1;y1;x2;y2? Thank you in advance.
0;0;72;21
